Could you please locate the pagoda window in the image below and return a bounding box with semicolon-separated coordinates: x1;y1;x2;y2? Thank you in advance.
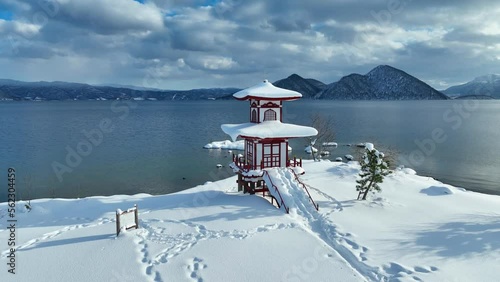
263;109;276;121
251;109;257;123
262;143;281;168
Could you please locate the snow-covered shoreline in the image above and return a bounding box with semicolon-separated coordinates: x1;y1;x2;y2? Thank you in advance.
1;160;499;281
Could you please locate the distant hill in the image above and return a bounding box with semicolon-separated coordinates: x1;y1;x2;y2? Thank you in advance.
273;74;324;98
0;66;456;101
443;74;500;99
315;65;449;100
454;95;495;100
0;79;240;101
95;83;164;91
305;78;327;90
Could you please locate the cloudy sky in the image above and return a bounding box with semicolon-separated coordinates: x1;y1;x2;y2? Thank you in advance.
0;0;499;90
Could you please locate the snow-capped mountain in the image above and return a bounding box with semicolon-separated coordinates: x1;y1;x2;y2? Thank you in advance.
443;74;500;99
315;65;449;100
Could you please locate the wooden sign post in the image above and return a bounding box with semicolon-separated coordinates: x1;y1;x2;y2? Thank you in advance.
116;204;139;236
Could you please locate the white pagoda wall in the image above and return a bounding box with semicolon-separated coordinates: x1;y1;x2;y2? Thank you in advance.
253;99;282;123
255;143;262;168
280;141;287;167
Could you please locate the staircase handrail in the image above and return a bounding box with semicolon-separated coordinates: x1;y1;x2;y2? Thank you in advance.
288;168;319;211
262;170;289;213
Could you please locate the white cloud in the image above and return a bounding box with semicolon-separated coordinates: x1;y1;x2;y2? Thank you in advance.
55;0;164;34
1;0;500;89
201;56;236;70
177;58;186;67
0;19;41;37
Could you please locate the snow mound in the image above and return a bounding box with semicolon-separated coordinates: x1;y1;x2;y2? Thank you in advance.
420;186;454;196
402;168;416;175
305;145;318;154
364;143;374;151
323;142;338;147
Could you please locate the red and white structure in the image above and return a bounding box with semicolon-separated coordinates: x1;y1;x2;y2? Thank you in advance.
221;79;318;194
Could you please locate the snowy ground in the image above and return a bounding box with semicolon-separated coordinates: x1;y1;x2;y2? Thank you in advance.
1;160;500;282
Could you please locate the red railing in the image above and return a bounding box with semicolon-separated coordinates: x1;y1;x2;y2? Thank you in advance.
232;154;252;171
288;168;319;211
233;154;303;171
287;157;302;167
262;170;289;213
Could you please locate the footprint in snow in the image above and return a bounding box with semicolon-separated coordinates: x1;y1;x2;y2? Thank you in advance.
414;265;439;273
186;257;207;282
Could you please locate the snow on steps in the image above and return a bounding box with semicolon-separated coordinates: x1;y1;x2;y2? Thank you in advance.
262;167;318;215
262;167;385;281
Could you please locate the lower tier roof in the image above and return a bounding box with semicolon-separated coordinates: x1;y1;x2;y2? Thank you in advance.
221;120;318;141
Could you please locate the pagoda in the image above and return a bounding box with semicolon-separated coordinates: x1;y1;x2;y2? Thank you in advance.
221;79;318;194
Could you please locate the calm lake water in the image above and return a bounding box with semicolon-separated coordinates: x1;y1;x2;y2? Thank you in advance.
1;100;499;201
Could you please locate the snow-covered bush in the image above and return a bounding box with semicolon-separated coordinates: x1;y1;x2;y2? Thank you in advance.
356;143;391;200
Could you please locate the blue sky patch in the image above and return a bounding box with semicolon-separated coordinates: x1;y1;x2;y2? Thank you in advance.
0;9;13;21
202;0;220;7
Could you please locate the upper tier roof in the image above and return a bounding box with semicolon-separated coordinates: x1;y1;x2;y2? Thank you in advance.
221;120;318;141
233;80;303;100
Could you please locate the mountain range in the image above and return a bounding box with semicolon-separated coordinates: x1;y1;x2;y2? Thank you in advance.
0;79;239;101
0;66;497;101
317;65;448;100
442;74;500;99
272;65;448;100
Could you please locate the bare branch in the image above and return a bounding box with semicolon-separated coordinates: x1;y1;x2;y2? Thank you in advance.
306;113;336;160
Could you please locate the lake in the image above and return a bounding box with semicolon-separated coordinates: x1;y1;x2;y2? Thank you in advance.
1;99;499;201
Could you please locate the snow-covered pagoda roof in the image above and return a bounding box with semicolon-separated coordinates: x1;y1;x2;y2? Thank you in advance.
221;120;318;141
233;80;302;101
